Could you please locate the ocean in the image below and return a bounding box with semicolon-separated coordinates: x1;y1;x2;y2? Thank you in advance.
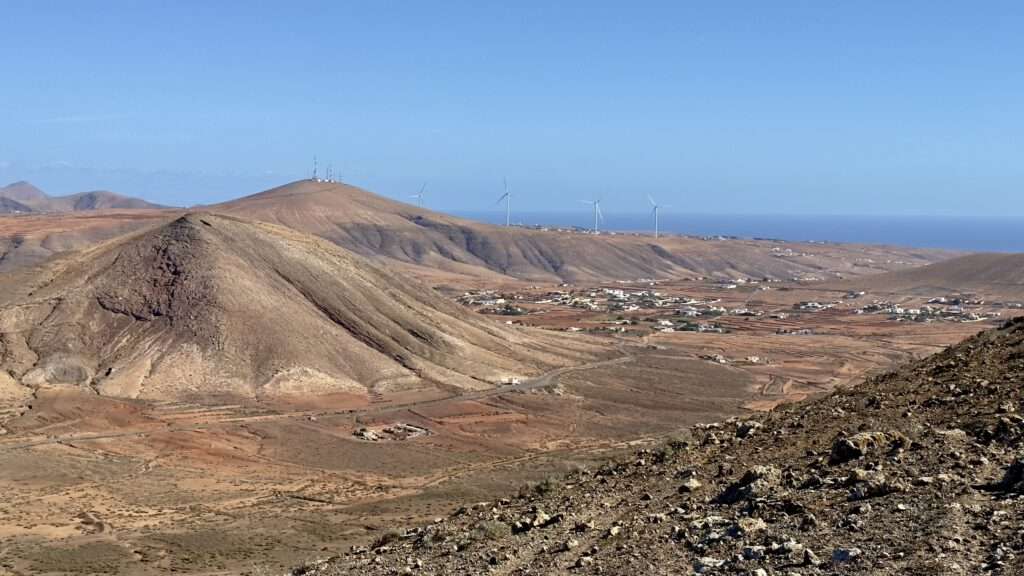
450;211;1024;253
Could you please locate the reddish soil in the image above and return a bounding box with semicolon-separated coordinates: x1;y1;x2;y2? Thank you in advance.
0;274;1008;574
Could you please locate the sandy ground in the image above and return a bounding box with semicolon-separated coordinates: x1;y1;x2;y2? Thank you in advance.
0;277;1007;575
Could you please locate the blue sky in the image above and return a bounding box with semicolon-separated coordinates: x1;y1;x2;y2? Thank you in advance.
1;1;1022;215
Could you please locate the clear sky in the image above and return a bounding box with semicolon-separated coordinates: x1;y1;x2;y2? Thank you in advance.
1;1;1021;215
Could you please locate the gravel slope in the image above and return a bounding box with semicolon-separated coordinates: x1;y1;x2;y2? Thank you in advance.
0;213;601;403
296;317;1024;575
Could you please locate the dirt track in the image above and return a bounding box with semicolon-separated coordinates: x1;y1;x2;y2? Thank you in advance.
0;351;637;453
305;317;1024;576
0;275;1005;574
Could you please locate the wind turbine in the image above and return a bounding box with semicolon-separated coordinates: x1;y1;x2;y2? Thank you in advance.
410;182;427;207
496;177;511;226
580;199;604;233
648;195;671;239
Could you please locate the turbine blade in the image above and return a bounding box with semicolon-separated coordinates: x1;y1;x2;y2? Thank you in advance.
596;203;604;221
647;194;657;207
496;192;509;204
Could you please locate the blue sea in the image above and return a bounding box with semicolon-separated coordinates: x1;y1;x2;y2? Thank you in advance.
450;211;1024;253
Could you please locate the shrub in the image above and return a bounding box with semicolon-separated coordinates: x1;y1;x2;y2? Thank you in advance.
371;529;402;549
533;476;558;496
470;520;510;541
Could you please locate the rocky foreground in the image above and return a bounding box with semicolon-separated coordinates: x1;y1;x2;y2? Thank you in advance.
292;318;1024;575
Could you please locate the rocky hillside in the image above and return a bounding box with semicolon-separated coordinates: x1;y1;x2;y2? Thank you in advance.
296;318;1024;575
0;179;950;281
0;196;33;214
0;213;601;403
217;180;951;283
840;252;1024;300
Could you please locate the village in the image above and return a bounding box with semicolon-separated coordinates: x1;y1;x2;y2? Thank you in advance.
452;278;1013;339
455;284;737;334
794;292;1008;323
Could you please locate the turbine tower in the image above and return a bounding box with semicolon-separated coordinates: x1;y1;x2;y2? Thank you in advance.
580;199;603;233
410;182;427;207
327;164;333;183
312;156;318;181
648;195;671;239
496;177;511;226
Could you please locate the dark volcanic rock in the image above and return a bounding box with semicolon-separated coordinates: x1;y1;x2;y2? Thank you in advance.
829;431;910;465
716;465;782;504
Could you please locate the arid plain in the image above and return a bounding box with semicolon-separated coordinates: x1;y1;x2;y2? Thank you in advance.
0;180;1019;575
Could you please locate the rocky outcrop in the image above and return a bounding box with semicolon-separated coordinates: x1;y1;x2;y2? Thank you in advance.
292;317;1024;575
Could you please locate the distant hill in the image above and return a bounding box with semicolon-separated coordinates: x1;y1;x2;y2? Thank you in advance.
0;196;33;214
0;181;48;205
58;190;165;211
0;213;599;401
215;179;951;282
0;178;954;282
840;252;1024;300
0;181;166;213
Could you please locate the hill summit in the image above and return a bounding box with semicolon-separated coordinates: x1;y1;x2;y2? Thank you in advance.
216;179;950;283
0;180;165;213
0;179;951;282
0;213;594;401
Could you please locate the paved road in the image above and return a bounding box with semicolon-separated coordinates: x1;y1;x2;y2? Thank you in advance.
0;351;636;452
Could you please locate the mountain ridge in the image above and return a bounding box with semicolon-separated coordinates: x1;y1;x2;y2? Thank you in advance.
838;252;1024;300
0;212;601;402
0;180;166;212
0;179;956;282
214;179;952;282
0;196;33;214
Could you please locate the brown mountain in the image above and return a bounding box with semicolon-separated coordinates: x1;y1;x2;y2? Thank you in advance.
215;179;951;282
0;181;48;205
840;252;1024;300
56;190;166;211
0;210;174;274
0;213;599;402
0;181;166;212
300;316;1024;575
0;197;33;214
0;178;953;281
